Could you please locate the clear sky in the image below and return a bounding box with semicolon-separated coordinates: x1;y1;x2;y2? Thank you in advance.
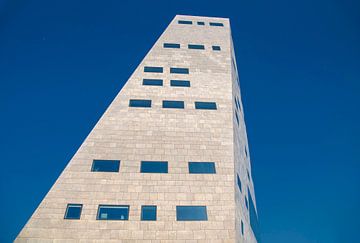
0;0;359;242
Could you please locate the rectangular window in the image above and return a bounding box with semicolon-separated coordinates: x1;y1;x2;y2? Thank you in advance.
241;220;244;235
91;160;120;172
245;196;249;210
237;174;242;192
170;80;190;87
140;161;168;173
144;66;163;73
247;169;250;180
141;205;157;221
195;101;217;110
212;45;221;51
188;44;205;50
176;206;208;221
143;79;163;86
162;100;184;109
178;20;192;25
64;204;82;220
129;99;152;108
245;147;248;158
163;43;180;49
210;22;224;27
197;21;205;25
170;67;189;74
235;111;240;125
188;162;216;174
97;205;129;220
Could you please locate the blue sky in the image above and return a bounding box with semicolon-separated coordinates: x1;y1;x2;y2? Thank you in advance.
0;0;359;242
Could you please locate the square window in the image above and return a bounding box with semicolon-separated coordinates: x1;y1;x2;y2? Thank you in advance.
140;161;168;173
141;205;157;221
129;99;152;108
195;101;217;110
91;160;120;172
97;205;129;220
170;80;190;87
64;204;82;220
143;79;163;86
212;45;221;51
188;162;216;174
162;100;185;109
176;206;208;221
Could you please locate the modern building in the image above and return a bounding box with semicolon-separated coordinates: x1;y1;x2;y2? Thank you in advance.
15;15;260;242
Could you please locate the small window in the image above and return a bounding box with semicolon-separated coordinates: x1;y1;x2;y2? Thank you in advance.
178;20;192;25
241;220;244;235
245;146;248;158
163;43;180;49
140;161;168;173
143;79;163;86
144;66;163;73
188;44;205;50
170;67;189;74
64;204;82;220
235;111;240;125
195;101;217;110
163;100;184;109
170;80;190;87
141;205;157;221
247;169;250;180
188;162;216;174
197;21;205;25
210;22;224;27
212;45;221;51
245;196;249;210
237;174;242;192
97;205;129;220
91;160;120;172
129;99;152;108
176;206;208;221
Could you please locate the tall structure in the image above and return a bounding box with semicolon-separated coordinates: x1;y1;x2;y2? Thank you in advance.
16;15;260;242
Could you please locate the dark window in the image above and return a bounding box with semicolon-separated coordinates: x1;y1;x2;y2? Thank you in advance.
162;100;184;109
212;45;221;51
247;169;251;180
188;44;205;50
245;196;249;210
245;146;248;158
91;160;120;172
197;21;205;25
235;112;240;126
143;79;163;86
195;101;217;110
141;205;157;221
241;220;244;235
140;161;168;173
210;22;224;27
170;80;190;87
97;205;129;220
237;174;242;193
144;66;163;73
163;43;180;49
178;20;192;25
170;67;189;74
129;99;152;108
188;162;216;174
64;204;82;220
176;206;208;221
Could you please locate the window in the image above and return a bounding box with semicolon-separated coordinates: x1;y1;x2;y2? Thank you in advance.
170;67;189;74
140;161;168;173
141;205;157;221
163;43;180;49
195;101;217;110
129;99;151;108
97;205;129;220
143;79;163;86
210;22;224;27
235;111;239;126
237;174;242;192
188;44;205;50
247;169;250;180
178;20;192;25
245;146;248;158
91;160;120;172
176;206;208;221
241;220;244;235
162;100;184;109
144;66;163;73
197;21;205;25
188;162;216;174
170;80;190;87
64;204;82;220
245;196;249;210
212;45;221;51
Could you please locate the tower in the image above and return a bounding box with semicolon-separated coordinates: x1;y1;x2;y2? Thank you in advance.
16;15;260;242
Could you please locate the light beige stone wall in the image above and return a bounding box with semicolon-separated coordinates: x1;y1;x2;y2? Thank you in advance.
15;15;258;243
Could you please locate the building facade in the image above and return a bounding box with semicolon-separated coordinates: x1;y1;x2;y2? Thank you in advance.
15;15;260;243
